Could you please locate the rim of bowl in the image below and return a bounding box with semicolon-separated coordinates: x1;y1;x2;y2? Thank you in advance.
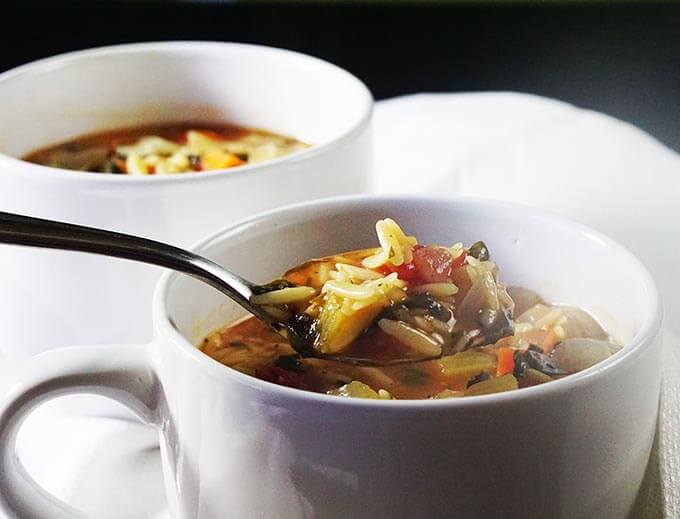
154;194;663;409
0;41;373;185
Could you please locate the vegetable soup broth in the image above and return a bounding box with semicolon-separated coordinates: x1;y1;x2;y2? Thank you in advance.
23;122;308;174
201;219;620;400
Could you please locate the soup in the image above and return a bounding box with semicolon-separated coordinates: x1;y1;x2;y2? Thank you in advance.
201;219;620;399
23;122;309;174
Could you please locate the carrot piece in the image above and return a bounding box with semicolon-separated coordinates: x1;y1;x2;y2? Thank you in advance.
202;149;246;170
496;347;515;376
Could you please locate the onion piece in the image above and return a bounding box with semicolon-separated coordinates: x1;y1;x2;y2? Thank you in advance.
533;308;564;330
378;318;442;357
457;272;499;320
550;338;614;374
516;303;552;325
558;306;608;340
507;286;545;316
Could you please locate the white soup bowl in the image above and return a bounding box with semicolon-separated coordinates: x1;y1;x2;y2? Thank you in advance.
0;41;373;358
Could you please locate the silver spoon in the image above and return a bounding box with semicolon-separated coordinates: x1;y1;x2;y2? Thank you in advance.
0;212;430;366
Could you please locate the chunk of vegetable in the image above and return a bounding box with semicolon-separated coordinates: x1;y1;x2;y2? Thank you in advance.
464;374;518;396
328;381;386;399
378;318;442;358
468;241;490;261
412;246;457;283
315;293;388;353
379;261;421;283
458;271;501;317
466;371;491;388
439;350;495;378
513;347;567;377
520;329;561;354
558;307;609;340
117;136;180;157
507;286;545;316
252;279;296;294
202;149;245;170
285;313;318;357
550;338;614;374
518;368;552;387
402;293;453;323
517;303;552;325
496;347;515;376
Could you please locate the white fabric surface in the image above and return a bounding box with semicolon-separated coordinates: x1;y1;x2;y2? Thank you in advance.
374;92;680;518
373;93;680;337
11;92;680;518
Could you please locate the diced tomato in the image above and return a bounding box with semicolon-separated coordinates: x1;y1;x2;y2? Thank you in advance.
394;262;420;282
256;366;308;390
496;347;515;376
412;246;456;283
451;250;468;269
378;262;420;283
376;245;468;284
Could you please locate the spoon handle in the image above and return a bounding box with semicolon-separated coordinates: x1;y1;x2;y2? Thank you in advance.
0;211;260;316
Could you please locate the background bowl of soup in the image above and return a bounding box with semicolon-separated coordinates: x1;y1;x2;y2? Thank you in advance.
0;41;373;357
0;195;662;519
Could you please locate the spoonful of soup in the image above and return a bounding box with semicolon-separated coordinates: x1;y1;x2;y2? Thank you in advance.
0;213;616;388
195;219;617;399
0;212;493;366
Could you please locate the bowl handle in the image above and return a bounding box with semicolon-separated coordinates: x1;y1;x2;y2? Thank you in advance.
0;343;159;519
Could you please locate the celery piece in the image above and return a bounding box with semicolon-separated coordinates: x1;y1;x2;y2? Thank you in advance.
439;350;495;378
315;293;388;354
464;374;518;396
328;381;380;399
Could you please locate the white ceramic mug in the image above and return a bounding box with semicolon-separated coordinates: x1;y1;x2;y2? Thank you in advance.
0;41;372;358
0;196;662;518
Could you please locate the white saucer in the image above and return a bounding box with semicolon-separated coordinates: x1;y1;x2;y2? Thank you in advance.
16;93;680;518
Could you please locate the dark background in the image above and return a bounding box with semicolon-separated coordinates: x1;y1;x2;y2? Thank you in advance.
2;1;679;151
